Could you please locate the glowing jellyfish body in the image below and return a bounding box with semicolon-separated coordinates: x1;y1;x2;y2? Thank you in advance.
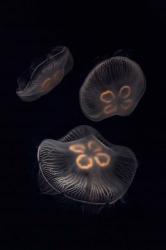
16;46;74;101
80;56;146;121
37;126;138;205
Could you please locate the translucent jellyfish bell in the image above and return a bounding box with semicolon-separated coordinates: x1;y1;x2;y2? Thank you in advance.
79;56;146;121
37;125;138;205
16;46;74;101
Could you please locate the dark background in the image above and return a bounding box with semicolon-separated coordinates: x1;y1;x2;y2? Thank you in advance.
0;0;166;249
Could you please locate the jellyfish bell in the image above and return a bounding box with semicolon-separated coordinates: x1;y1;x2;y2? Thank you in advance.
79;56;146;121
16;46;74;102
37;125;138;206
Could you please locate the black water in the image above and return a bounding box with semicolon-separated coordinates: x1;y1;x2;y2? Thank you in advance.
1;1;166;249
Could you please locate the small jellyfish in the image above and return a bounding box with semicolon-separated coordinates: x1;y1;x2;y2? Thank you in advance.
16;46;74;101
37;125;138;205
79;56;146;121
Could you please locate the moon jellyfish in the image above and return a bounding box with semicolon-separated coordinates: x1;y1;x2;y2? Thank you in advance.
37;125;138;205
16;46;74;101
79;56;146;121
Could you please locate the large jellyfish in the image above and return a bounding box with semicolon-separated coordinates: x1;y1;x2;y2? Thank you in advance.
16;46;74;101
37;125;138;205
79;56;146;121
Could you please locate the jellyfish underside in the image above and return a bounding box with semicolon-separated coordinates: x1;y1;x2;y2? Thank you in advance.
68;139;111;170
38;125;138;205
79;56;146;121
16;46;73;101
99;85;133;117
